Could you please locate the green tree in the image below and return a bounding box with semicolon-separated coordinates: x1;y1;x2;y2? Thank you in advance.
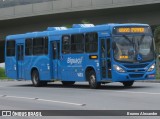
64;20;91;28
154;26;160;53
154;26;160;79
81;19;90;24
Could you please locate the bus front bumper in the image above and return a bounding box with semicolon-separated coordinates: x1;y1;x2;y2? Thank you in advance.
112;70;156;82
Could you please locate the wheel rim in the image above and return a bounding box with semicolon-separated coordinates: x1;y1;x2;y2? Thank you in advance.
33;73;38;85
90;74;96;86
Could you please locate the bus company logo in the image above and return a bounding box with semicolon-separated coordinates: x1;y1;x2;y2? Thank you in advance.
2;111;12;116
67;57;83;65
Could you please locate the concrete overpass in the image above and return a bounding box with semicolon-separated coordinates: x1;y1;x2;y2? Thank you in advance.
1;0;160;21
0;0;160;62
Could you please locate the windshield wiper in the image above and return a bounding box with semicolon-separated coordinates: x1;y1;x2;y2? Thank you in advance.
122;35;136;49
122;35;132;44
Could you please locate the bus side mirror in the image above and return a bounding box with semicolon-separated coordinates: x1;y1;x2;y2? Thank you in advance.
112;42;116;50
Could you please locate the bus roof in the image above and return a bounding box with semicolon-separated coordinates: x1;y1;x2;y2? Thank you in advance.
6;23;150;40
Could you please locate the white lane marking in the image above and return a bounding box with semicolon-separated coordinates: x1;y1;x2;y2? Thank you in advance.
114;91;160;95
0;95;85;106
37;98;85;106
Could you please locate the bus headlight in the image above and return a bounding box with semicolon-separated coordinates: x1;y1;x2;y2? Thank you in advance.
148;63;155;72
113;65;125;73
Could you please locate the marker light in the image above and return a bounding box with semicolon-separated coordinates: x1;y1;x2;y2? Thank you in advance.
89;55;98;59
113;65;125;73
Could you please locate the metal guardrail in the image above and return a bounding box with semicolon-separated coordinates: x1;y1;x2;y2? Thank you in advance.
0;0;160;21
1;0;160;8
0;0;54;8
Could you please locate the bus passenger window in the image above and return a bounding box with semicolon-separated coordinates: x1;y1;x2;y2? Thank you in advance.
44;37;48;54
32;37;48;55
71;34;84;53
101;40;106;58
85;33;98;53
6;40;15;56
107;39;111;58
62;35;70;54
25;39;32;56
33;38;44;55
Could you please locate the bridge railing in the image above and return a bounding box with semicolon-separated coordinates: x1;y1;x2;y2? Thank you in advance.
0;0;160;20
1;0;160;8
0;0;53;8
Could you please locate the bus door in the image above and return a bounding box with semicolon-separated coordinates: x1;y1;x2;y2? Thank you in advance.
100;38;112;80
17;44;24;79
51;41;60;79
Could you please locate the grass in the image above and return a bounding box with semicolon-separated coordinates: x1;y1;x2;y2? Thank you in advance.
156;73;160;80
0;67;7;80
156;62;160;80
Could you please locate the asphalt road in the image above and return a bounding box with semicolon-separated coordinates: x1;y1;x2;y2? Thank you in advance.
0;80;160;119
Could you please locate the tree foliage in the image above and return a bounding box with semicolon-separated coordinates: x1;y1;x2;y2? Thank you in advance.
64;19;91;28
81;19;90;24
154;26;160;53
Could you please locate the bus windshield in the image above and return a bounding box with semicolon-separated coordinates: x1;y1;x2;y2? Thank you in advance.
113;35;154;63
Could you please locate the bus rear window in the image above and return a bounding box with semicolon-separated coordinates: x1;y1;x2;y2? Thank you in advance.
6;40;15;56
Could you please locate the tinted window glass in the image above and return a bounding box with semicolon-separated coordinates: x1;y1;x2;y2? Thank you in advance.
62;35;70;54
18;45;24;60
33;37;48;55
6;40;15;56
71;34;84;53
25;38;32;55
85;33;98;53
44;37;48;54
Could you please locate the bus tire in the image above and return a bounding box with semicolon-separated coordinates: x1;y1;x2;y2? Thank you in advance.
62;81;75;86
88;70;101;89
41;81;48;86
31;70;44;87
122;81;134;87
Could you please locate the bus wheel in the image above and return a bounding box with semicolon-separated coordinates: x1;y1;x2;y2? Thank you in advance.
31;70;43;87
122;81;134;87
88;70;101;89
62;81;75;86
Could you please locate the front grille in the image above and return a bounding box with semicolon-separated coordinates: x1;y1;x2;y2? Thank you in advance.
127;69;145;72
129;74;144;78
124;63;148;68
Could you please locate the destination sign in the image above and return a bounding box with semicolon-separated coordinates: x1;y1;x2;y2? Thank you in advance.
118;28;145;33
113;26;151;34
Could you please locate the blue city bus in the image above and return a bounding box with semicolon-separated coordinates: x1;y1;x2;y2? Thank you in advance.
5;23;156;88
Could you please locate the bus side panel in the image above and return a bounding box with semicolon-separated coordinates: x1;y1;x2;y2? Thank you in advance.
23;56;32;80
60;54;100;82
60;54;86;81
24;56;51;81
5;57;17;79
85;54;101;81
38;56;51;81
